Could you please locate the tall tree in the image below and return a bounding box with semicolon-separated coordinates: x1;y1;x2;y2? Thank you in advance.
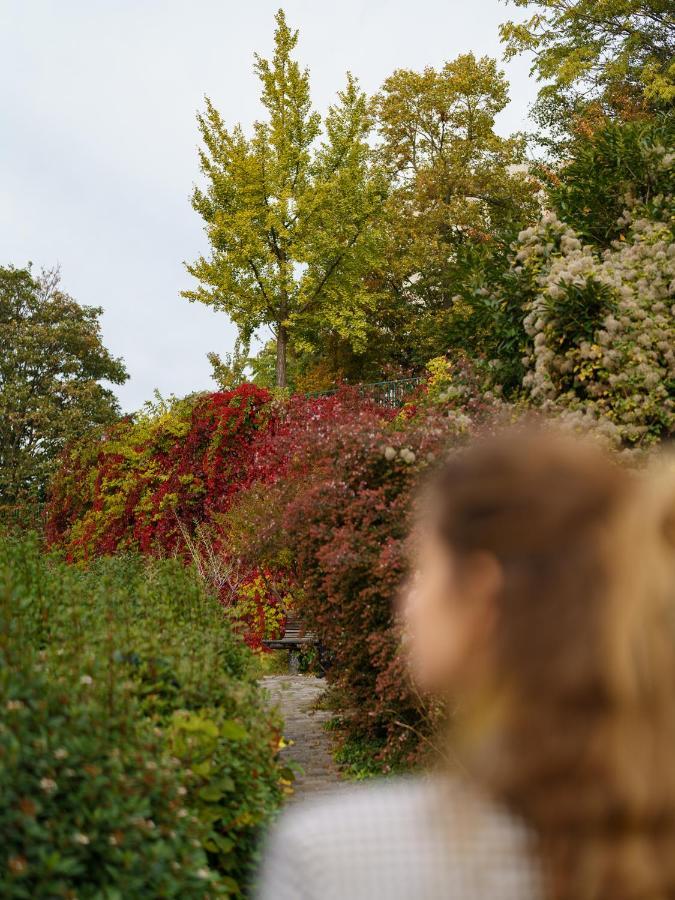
0;266;127;514
501;0;675;143
370;54;540;370
184;9;386;387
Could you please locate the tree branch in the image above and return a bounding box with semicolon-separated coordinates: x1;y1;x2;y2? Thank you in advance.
297;226;364;315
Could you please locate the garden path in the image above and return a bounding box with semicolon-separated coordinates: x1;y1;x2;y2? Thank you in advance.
261;674;342;802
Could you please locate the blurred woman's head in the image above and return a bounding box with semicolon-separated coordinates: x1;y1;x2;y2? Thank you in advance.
404;428;675;899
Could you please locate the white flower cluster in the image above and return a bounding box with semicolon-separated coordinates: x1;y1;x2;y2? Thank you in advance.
516;208;674;447
382;445;416;464
40;777;58;794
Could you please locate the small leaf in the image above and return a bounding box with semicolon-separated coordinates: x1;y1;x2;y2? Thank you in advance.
220;720;248;741
213;833;235;853
199;784;224;802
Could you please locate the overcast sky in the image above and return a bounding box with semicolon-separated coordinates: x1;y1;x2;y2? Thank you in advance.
1;0;537;411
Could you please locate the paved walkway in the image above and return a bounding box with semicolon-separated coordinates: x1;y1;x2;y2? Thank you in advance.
260;674;342;801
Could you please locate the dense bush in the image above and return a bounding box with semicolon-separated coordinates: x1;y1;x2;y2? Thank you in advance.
224;375;505;767
45;387;392;650
518;207;674;448
0;535;283;896
518;120;675;450
459;119;675;449
44;369;509;769
547;117;675;248
445;119;675;409
0;664;214;899
45;383;294;648
46;384;272;560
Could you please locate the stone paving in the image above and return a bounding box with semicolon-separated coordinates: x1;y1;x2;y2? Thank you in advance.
260;674;342;802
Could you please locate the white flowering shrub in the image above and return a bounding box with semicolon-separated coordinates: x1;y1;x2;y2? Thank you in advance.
515;202;674;448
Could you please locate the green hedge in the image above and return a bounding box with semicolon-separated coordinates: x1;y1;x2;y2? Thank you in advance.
0;536;282;897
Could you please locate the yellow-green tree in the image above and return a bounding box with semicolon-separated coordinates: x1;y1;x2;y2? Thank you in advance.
371;54;539;368
184;9;387;387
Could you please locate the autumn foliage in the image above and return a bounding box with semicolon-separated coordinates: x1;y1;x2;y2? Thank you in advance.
46;362;504;766
221;369;502;765
46;384;272;560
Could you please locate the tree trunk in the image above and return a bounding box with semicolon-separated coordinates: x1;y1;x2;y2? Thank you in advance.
276;323;288;388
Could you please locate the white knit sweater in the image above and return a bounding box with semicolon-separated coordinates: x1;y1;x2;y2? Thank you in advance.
256;775;543;900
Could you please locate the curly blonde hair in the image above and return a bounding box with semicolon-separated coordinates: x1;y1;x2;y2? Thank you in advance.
434;430;675;900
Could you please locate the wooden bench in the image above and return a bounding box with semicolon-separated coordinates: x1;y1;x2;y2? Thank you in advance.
261;613;317;651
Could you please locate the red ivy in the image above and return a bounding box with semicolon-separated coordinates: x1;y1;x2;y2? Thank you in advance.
46;384;273;560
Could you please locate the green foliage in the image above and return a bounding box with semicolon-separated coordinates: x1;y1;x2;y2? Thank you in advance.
0;536;283;896
432;116;675;400
333;732;397;781
0;665;215;899
0;265;127;518
501;0;675;145
411;240;535;395
369;53;540;374
208;340;251;391
184;10;387;386
548;115;675;246
377;54;512;172
481;118;675;448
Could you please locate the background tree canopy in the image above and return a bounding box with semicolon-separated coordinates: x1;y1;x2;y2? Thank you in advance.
501;0;675;148
368;52;540;376
188;33;543;391
0;265;127;514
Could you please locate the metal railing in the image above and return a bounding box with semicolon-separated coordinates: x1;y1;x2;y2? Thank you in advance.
306;377;423;409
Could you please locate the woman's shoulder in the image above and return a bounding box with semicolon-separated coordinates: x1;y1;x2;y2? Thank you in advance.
268;772;532;845
271;775;442;850
256;775;543;900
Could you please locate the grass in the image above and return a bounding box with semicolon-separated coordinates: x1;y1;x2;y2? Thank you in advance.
333;732;390;780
